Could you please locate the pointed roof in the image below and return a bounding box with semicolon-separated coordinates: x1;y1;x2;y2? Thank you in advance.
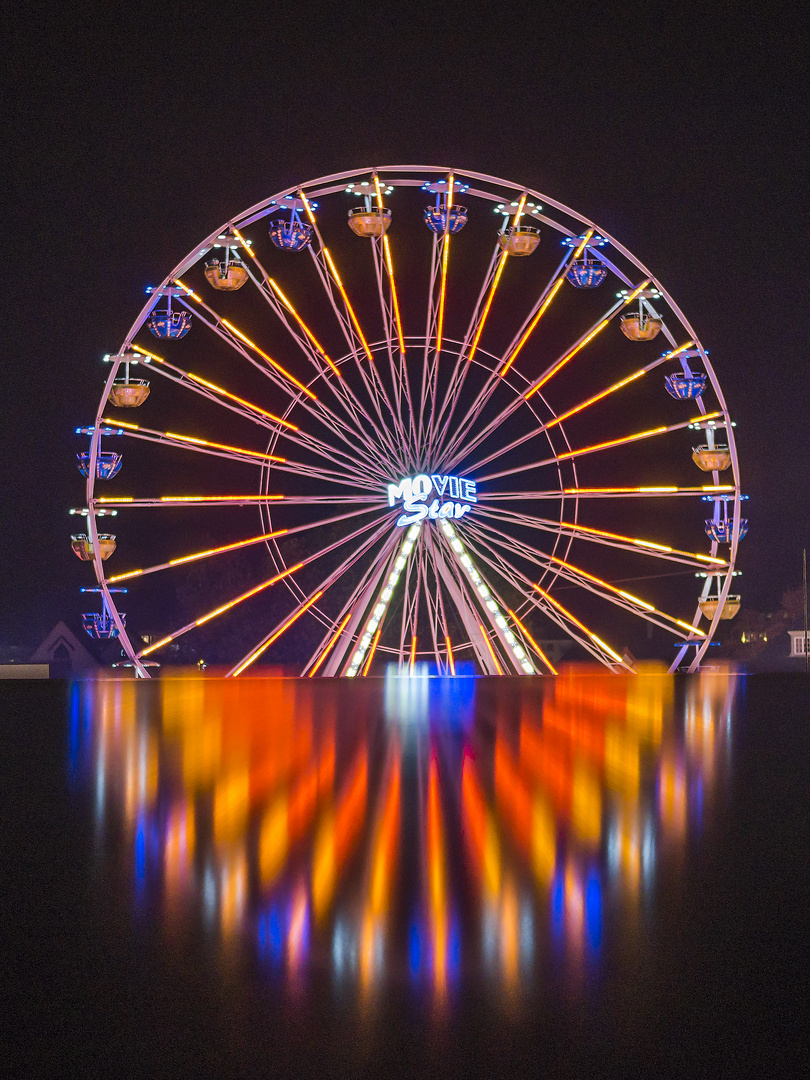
29;620;99;671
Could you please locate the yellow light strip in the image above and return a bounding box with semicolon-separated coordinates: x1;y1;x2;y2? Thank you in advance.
468;195;526;365
382;236;406;354
231;591;323;676
322;248;374;361
374;175;406;354
546;556;707;639
542;340;697;429
507;609;558;675
100;417;285;463
361;626;383;676
545;369;647;428
555;424;669;461
532;583;626;665
500;278;564;378
308;610;353;677
298;190;317;226
138;562;303;657
107;528;289;583
175;278;316;400
525;278;650;400
689;410;723;424
663;341;697;361
436;234;450;355
220;316;317;399
129;343;298;429
185;371;297;428
445;635;456;676
479;623;503;675
500;230;594;378
410;635;417;670
98;494;284;505
196;564;301;626
267;279;342;377
557;520;727;566
435;174;453;356
562;485;733;496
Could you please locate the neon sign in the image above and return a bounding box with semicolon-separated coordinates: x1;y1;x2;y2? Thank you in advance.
388;474;477;527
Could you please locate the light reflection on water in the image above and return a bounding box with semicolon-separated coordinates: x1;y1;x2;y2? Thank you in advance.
68;665;737;1007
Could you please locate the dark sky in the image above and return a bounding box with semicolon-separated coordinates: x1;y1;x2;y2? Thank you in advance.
2;0;808;648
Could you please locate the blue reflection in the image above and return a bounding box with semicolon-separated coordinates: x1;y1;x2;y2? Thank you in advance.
550;873;564;943
448;915;461;983
134;813;146;888
691;775;704;830
430;675;476;729
585;873;602;950
409;921;423;979
258;907;285;965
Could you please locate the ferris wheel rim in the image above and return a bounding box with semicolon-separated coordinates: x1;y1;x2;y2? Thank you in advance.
82;165;741;677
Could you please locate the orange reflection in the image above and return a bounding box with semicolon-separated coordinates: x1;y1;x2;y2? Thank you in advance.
427;753;449;995
78;665;734;993
312;744;368;921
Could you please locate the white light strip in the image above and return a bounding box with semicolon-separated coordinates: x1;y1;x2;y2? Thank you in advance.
346;523;421;677
438;519;534;674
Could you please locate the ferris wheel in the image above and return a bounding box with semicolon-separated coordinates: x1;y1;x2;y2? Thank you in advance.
73;166;744;677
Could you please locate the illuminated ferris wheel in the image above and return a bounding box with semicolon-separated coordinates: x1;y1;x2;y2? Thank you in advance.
73;166;744;677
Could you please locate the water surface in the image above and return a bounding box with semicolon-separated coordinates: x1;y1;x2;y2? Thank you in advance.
3;669;807;1076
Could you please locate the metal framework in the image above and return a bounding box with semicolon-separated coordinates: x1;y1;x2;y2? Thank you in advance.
77;166;742;677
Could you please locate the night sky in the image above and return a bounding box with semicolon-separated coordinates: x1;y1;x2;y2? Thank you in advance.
3;0;808;651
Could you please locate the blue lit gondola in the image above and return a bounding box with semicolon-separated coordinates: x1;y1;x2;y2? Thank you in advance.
566;259;607;288
664;372;707;399
269;219;313;251
147;310;192;339
76;451;122;480
704;519;748;543
82;612;125;639
424;204;468;234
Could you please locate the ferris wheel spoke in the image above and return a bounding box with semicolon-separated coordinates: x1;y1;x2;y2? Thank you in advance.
175;283;316;401
127;343;389;482
320;529;407;677
418;173;457;450
174;280;396;472
426;523;506;673
429;197;529;460
128;345;298;433
460;339;696;478
477;410;725;483
367;232;417;460
175;290;398;472
106;505;381;586
304;527;406;676
476;505;728;570
433;522;539;674
233;518;399;677
95;494;380;511
366;177;412;452
416;536;450;670
232;227;344;380
436;242;579;467
92;417;285;465
136;511;394;661
92;415;382;490
299;196;408;471
440;279;651;471
463;516;705;641
233;228;405;462
480;482;735;502
454;523;631;670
